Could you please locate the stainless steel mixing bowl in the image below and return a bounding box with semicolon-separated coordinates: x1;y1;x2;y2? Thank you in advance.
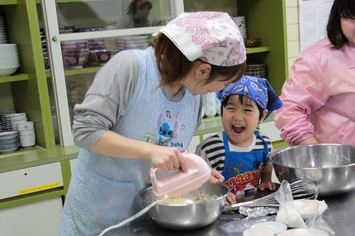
269;143;355;196
139;182;230;230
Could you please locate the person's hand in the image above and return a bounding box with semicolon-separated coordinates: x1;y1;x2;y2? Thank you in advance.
208;169;225;184
299;137;318;145
226;192;237;205
257;181;277;191
148;146;188;172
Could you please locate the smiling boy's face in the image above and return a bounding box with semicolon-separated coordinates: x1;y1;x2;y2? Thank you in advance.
222;95;268;147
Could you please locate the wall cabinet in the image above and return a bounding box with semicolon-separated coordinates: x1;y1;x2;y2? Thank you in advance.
0;0;288;228
1;0;287;152
0;0;55;149
40;0;183;146
0;197;62;236
0;162;63;199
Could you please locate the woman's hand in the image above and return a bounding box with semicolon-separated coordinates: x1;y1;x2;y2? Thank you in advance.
208;169;225;184
148;146;188;172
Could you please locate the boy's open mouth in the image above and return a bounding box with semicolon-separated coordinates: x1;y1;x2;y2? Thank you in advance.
232;125;245;134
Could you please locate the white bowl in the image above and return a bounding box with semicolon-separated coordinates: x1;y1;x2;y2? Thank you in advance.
0;146;19;154
0;67;18;78
0;131;19;140
244;226;274;236
0;141;20;149
250;221;287;235
278;228;328;236
9;113;27;121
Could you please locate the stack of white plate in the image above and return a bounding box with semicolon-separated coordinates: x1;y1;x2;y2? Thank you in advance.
116;35;150;51
0;111;26;131
0;112;15;131
202;92;218;118
0;14;7;43
232;16;247;40
0;44;20;78
0;131;20;154
130;35;150;49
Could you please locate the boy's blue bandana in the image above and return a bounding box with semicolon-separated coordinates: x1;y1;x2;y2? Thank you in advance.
216;75;283;118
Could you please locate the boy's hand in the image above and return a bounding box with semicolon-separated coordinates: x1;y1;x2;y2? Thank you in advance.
257;181;277;191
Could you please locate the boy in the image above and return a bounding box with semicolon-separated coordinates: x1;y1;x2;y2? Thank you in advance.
195;75;283;204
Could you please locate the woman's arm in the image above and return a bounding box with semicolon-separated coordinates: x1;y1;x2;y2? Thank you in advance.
274;49;329;145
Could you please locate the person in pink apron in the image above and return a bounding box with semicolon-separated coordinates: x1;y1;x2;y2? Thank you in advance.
59;12;247;235
196;75;283;204
274;0;355;146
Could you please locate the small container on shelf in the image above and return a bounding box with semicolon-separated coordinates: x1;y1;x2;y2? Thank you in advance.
88;49;112;65
245;63;267;79
244;38;261;47
59;25;75;34
62;41;89;69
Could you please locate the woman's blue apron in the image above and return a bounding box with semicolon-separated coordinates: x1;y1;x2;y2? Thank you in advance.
58;50;200;236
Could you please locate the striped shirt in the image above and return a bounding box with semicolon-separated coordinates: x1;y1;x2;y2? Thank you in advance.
195;131;273;173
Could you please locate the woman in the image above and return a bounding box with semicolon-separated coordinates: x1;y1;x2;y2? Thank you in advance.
115;0;152;29
274;0;355;145
59;12;246;235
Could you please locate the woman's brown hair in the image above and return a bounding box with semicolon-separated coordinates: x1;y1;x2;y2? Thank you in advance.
327;0;355;49
154;33;246;87
128;0;152;15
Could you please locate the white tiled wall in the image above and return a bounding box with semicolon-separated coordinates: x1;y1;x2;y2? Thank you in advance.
285;0;300;73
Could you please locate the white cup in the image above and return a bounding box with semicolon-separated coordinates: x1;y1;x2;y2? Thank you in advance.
19;129;35;135
16;121;34;131
20;133;36;147
204;106;217;118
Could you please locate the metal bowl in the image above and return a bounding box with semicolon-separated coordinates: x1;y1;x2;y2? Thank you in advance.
139;182;230;230
269;143;355;196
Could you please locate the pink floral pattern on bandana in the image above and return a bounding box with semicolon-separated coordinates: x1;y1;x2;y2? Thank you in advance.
159;12;246;66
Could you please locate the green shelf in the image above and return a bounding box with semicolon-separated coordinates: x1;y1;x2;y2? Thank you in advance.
195;117;223;135
0;73;29;83
45;66;101;78
43;46;272;78
35;0;101;3
246;46;271;54
0;0;16;5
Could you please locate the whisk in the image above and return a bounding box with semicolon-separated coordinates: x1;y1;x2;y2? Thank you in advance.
222;180;318;212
